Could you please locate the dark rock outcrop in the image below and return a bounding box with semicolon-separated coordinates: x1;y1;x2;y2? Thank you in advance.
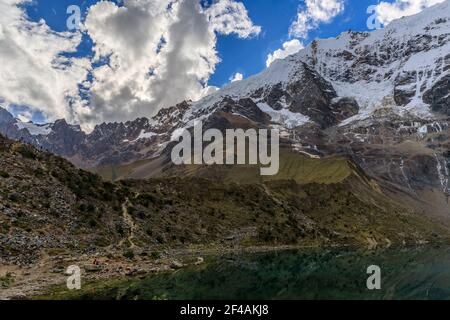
423;74;450;115
286;64;338;128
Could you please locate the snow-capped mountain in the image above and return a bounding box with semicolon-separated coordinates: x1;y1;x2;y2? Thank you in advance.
0;1;449;213
0;106;166;167
172;0;450;127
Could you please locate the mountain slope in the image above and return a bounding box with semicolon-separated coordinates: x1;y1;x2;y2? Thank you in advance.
0;1;448;216
1;134;449;268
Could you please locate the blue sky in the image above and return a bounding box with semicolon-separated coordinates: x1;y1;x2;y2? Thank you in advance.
211;0;380;86
23;0;382;87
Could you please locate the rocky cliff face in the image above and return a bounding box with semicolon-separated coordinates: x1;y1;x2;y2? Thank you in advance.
0;1;449;214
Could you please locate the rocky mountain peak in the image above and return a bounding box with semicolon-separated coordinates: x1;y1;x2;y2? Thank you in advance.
291;0;450;123
0;2;448;214
0;106;14;124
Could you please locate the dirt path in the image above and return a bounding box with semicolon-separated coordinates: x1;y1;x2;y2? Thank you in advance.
119;198;137;249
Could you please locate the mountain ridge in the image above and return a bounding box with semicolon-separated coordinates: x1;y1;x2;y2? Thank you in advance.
0;1;449;216
1;133;448;266
2;2;450;298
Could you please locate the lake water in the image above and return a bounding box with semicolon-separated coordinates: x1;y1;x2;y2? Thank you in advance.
72;247;450;300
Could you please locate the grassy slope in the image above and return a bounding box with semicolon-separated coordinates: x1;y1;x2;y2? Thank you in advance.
166;151;354;185
121;176;447;249
93;148;353;184
100;147;448;248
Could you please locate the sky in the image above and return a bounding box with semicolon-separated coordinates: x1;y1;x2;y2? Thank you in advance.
0;0;446;130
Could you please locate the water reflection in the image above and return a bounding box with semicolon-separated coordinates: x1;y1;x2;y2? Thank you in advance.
76;246;450;300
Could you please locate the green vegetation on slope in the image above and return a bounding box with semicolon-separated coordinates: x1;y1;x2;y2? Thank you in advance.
93;148;354;185
0;135;448;266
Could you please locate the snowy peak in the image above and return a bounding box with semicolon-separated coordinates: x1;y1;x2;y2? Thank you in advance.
162;1;450;134
178;61;358;132
15;122;52;136
185;57;308;120
290;0;450;122
1;106;56;137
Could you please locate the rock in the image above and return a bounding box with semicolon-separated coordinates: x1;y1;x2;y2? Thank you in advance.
423;74;450;115
394;71;417;106
330;97;360;122
125;267;139;276
50;267;65;274
8;193;20;202
0;107;15;124
84;265;102;273
170;260;184;270
286;63;338;128
136;269;147;275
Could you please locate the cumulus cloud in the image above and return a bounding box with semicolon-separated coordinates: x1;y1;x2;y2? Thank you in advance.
0;0;90;123
81;0;261;128
374;0;445;25
229;72;243;82
266;39;304;67
205;0;261;38
0;0;260;130
289;0;345;39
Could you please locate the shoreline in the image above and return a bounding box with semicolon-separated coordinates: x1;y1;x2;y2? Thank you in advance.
2;242;448;300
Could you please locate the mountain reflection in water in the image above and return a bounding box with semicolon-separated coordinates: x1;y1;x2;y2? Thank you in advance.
68;247;450;300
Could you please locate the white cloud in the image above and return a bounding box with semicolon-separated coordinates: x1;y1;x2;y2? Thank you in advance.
289;0;345;39
374;0;445;25
266;39;304;67
200;85;220;96
82;0;261;129
205;0;261;38
230;72;243;82
265;0;343;71
0;0;260;131
0;0;90;123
